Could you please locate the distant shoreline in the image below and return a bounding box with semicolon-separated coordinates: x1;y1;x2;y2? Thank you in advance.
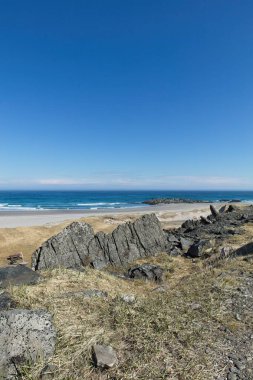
0;202;228;228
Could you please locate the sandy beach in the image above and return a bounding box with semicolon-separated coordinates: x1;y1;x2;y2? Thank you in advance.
0;202;222;266
0;202;219;228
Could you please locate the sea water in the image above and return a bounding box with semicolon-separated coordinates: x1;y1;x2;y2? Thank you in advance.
0;190;253;211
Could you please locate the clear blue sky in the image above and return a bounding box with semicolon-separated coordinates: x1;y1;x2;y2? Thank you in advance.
1;0;253;190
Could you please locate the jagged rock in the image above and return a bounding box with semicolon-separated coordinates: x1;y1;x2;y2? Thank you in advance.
128;264;164;282
0;309;56;379
186;239;215;258
0;291;17;310
234;242;253;257
210;205;219;218
0;265;40;288
181;219;199;231
200;216;212;225
219;204;230;213
32;222;95;271
32;214;167;271
61;289;108;299
92;344;118;369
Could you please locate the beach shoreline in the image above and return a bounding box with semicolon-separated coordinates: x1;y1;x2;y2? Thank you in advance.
0;202;223;228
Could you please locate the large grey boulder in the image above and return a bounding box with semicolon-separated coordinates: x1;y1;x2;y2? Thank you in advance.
0;309;56;379
0;265;40;288
32;222;95;270
32;214;167;271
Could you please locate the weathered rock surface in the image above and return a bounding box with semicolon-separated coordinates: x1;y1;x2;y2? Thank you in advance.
128;264;164;282
92;344;118;369
0;309;56;379
0;265;40;288
32;214;167;271
0;292;17;310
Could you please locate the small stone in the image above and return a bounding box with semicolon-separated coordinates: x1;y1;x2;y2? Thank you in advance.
227;372;237;380
93;344;118;369
120;294;135;303
40;364;58;379
190;303;201;310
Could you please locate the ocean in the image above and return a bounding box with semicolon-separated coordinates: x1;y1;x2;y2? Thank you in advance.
0;190;253;212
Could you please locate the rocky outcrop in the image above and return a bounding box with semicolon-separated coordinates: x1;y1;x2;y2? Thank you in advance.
0;265;40;288
0;309;56;379
165;205;253;259
32;214;167;271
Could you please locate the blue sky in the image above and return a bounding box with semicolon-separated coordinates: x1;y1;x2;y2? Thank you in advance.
0;0;253;190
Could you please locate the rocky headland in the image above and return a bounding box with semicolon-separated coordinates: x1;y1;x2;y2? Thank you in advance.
143;197;242;205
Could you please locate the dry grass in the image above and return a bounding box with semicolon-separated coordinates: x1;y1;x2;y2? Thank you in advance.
8;251;253;380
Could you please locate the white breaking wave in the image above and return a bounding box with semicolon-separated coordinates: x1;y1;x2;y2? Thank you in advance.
77;202;124;206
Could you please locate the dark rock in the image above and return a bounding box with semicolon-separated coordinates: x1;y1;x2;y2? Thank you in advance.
0;265;40;288
200;216;212;225
181;219;199;231
0;309;56;379
186;239;215;258
32;214;167;271
210;205;219;217
234;242;253;257
219;205;230;213
0;291;17;310
92;344;118;369
128;264;164;282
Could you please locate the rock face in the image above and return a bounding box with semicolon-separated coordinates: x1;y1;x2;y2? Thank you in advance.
92;344;118;369
0;309;56;379
0;265;40;288
128;264;164;282
32;214;167;271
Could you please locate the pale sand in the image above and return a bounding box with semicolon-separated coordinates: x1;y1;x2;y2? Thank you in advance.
0;203;222;266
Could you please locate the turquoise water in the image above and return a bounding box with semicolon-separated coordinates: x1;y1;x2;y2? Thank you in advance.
0;190;253;211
